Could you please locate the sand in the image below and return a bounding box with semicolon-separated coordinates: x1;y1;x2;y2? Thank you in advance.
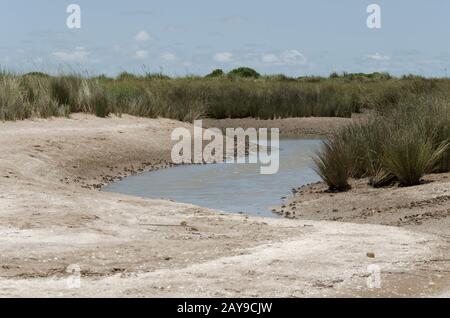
203;114;365;138
0;113;449;297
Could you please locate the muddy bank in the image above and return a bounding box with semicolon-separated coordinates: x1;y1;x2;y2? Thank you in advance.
274;174;450;236
0;114;449;297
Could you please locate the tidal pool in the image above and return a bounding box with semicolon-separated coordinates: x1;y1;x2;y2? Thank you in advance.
104;139;322;217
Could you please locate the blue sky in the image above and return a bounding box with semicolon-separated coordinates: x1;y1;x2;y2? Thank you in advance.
1;0;450;77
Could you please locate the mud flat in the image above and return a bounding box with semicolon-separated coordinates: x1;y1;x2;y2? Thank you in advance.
0;113;449;297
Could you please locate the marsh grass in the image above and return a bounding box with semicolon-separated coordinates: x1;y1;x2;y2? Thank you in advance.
313;139;352;191
3;69;450;189
0;76;26;121
317;94;450;189
1;70;448;122
381;131;449;186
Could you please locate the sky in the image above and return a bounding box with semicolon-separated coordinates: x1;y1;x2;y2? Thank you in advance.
1;0;450;77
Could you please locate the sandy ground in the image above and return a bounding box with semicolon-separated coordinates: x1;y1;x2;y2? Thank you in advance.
274;175;450;236
0;114;449;297
203;114;365;138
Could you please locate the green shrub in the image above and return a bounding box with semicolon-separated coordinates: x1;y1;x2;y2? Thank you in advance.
205;69;224;78
228;67;260;78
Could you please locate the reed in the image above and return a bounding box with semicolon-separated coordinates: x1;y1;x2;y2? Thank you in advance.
313;139;352;191
2;69;447;122
316;93;450;189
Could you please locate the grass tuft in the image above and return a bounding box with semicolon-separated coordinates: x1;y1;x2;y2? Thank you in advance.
381;131;449;186
313;139;352;192
314;94;450;188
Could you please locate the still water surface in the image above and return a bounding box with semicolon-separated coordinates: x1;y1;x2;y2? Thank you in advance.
104;139;322;217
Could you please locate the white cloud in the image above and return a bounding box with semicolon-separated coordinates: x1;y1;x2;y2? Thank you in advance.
161;52;177;61
133;50;149;59
367;53;390;61
52;47;89;62
213;52;233;62
133;30;151;42
261;50;307;65
279;50;307;64
261;53;279;63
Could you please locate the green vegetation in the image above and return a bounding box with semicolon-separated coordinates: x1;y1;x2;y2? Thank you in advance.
313;139;352;191
205;69;225;78
317;94;450;190
1;68;450;189
381;131;448;186
1;69;449;123
228;67;261;78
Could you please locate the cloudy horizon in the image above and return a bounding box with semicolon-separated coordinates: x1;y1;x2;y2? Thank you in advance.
1;0;450;77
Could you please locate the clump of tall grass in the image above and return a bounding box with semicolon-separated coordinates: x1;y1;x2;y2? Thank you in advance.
0;74;71;120
314;93;450;188
49;75;83;112
90;86;111;118
368;167;395;188
313;139;352;191
0;76;27;121
381;130;449;186
21;75;69;118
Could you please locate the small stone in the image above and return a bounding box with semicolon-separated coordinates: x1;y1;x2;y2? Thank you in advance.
366;252;375;258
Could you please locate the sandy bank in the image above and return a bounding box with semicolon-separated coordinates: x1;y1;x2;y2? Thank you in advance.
275;175;450;236
203;114;364;138
0;114;449;297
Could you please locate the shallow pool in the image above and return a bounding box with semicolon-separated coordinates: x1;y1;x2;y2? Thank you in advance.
103;139;322;217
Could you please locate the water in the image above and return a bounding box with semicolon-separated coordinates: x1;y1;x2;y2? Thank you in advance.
103;139;322;217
